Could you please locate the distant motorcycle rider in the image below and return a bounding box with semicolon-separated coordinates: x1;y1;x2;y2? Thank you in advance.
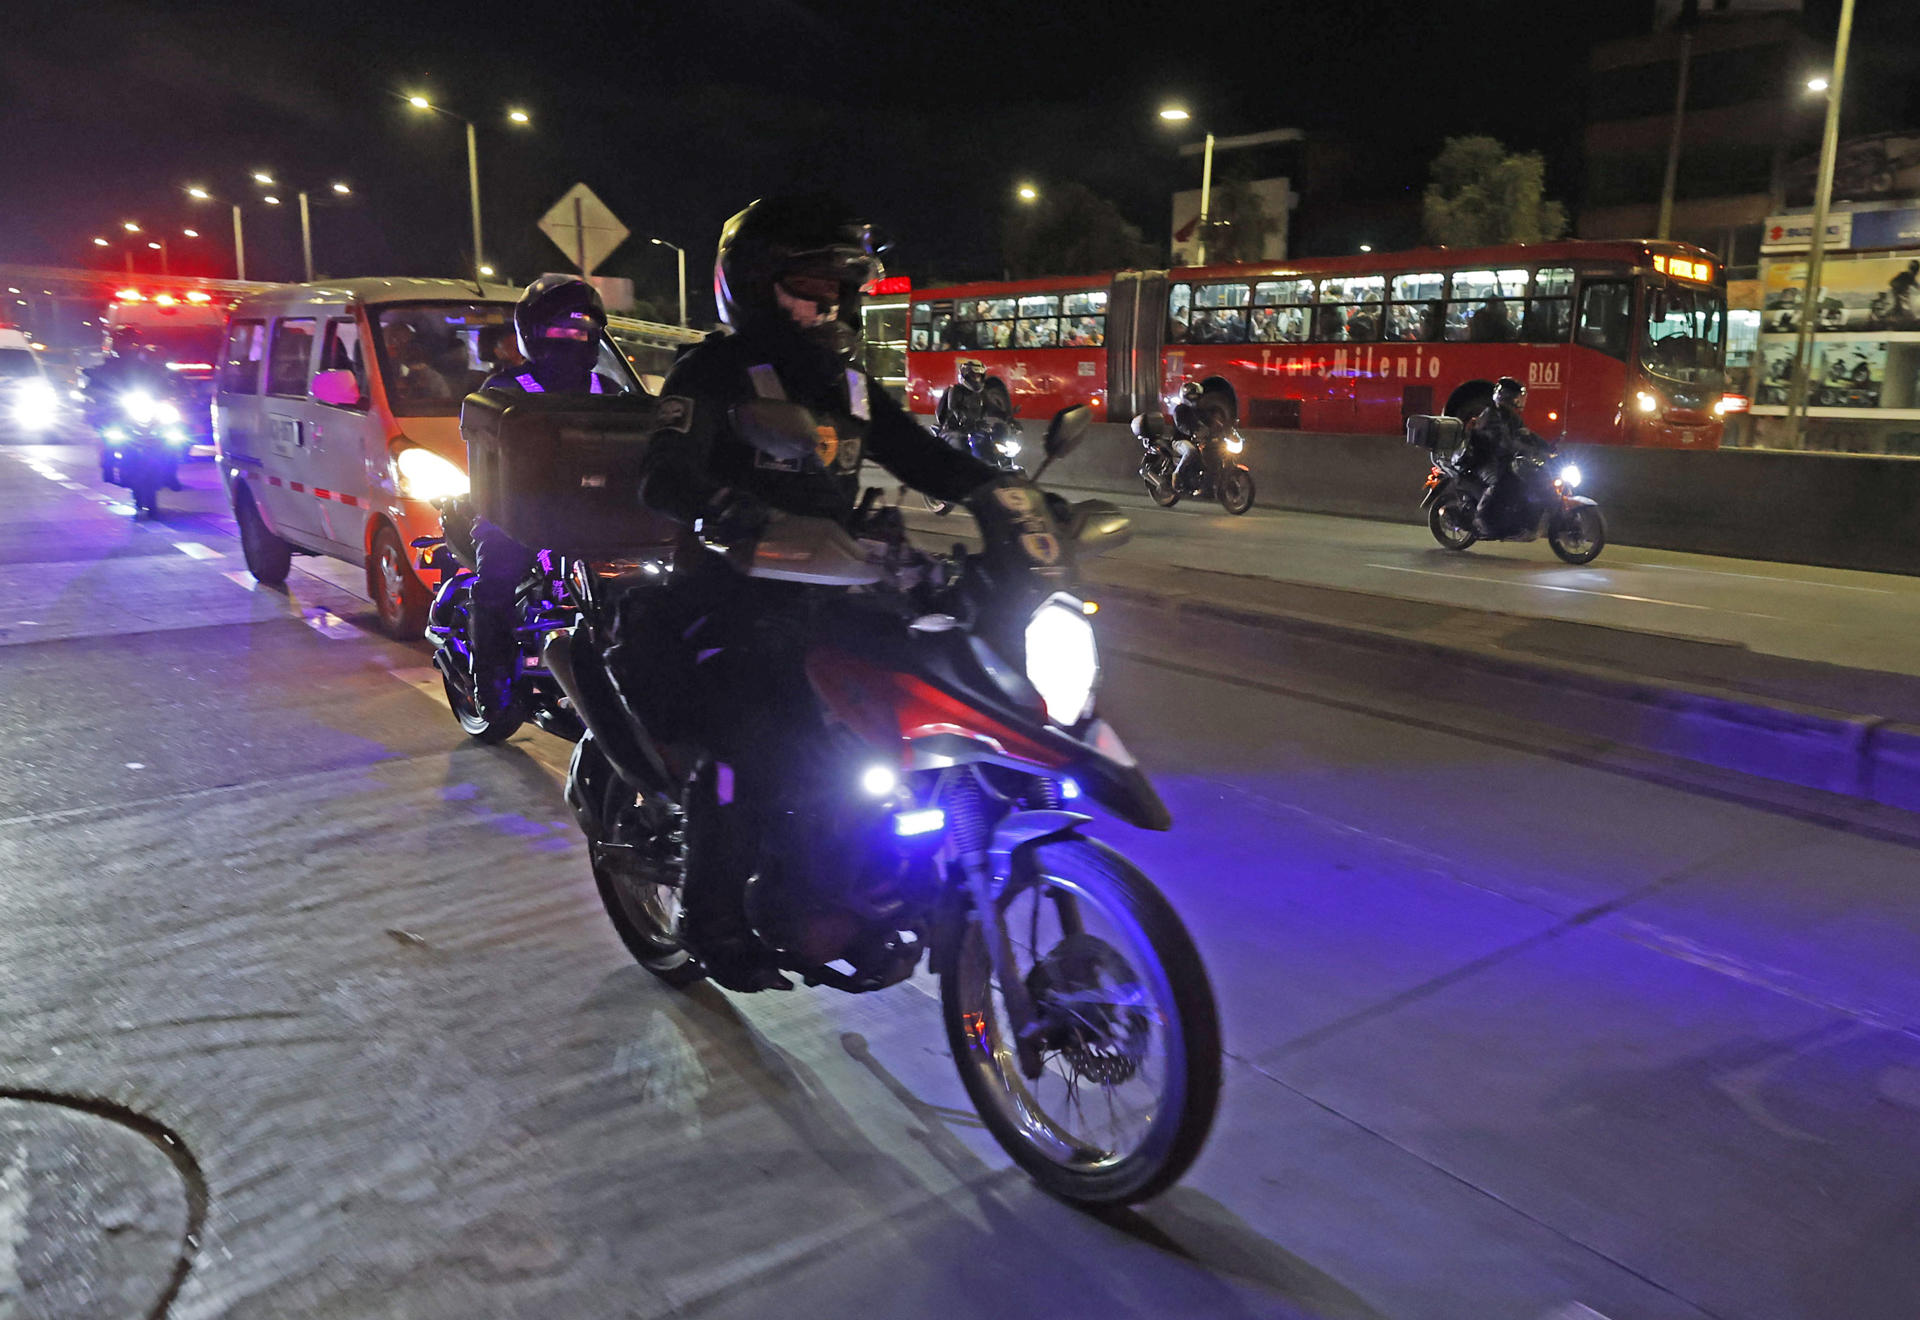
1470;376;1547;537
469;275;619;717
86;340;177;485
615;193;1004;990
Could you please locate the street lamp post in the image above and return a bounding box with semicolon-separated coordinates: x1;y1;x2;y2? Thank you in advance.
188;185;250;280
1786;0;1856;445
649;237;687;326
1159;108;1217;264
408;96;531;287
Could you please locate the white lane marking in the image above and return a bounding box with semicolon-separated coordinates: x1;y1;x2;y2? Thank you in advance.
173;541;222;560
1538;1306;1613;1320
125;762;145;770
223;570;260;591
1639;560;1896;594
105;502;137;516
389;666;451;708
59;480;85;490
1365;562;1787;620
303;608;359;640
0;1142;28;1312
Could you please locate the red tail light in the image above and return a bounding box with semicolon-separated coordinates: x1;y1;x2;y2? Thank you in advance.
1715;394;1749;415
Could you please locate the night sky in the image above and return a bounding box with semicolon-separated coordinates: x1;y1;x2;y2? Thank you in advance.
4;0;1843;317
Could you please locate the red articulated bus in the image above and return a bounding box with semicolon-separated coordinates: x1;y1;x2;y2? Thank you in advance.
907;240;1732;449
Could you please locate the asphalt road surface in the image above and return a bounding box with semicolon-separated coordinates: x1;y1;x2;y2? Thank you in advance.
3;441;1919;1319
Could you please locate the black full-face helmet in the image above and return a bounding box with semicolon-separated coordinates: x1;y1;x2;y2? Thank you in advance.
714;193;882;357
956;358;987;391
513;274;606;377
1494;376;1527;409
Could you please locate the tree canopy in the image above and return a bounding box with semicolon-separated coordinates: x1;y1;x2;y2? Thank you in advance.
1421;136;1569;248
1003;182;1156;279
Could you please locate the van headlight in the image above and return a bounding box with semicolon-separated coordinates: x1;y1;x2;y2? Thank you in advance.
10;378;58;429
391;444;470;500
1024;594;1098;725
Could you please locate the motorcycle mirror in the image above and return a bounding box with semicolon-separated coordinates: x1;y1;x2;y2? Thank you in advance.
1044;405;1092;460
730;399;820;462
1067;498;1133;556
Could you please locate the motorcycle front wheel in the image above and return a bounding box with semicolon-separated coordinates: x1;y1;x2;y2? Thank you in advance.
939;837;1221;1206
1549;504;1606;565
1429;491;1478;550
588;740;703;987
1217;466;1255;515
437;582;524;743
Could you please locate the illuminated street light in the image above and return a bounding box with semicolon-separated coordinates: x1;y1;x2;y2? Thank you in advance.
1359;243;1373;253
331;181;352;195
479;264;495;277
1016;184;1039;202
147;242;161;251
648;237;688;326
123;221;141;233
1159;106;1191;121
263;195;281;206
92;237;108;247
1807;75;1830;93
187;186;211;200
183;228;199;238
406;91;534;287
252;171;275;186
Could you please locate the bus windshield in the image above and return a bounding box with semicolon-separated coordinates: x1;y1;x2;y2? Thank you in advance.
1639;282;1726;386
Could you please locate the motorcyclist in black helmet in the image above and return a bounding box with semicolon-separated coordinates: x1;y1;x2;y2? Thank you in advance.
615;193;1004;991
1470;376;1547;537
468;275;622;717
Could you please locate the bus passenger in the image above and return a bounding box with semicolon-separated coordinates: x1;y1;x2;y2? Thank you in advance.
1470;299;1513;342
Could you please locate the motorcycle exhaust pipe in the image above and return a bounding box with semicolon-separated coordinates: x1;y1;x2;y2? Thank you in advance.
539;628;672;794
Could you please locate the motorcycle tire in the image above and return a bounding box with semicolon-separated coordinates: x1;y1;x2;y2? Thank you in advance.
1217;466;1254;515
442;672;524;745
1549;505;1606;565
1429;492;1478;551
939;836;1221;1207
587;739;704;987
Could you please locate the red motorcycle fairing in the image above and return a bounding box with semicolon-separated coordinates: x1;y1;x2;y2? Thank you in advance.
803;645;1173;832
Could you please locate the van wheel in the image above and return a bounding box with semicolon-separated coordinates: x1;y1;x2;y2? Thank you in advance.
369;523;429;639
236;487;291;585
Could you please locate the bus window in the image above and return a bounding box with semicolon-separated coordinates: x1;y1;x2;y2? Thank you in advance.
1167;284;1192;342
1388;272;1446;341
1190;283;1250;343
1576;280;1633;360
1017;294;1060;348
1522;266;1574;343
910;301;932;352
1061;290;1106;346
1313;275;1384;342
1252;278;1312;343
1447;269;1528;343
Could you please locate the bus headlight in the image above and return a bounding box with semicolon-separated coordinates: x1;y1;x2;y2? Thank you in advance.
1635;390;1660;414
391;444;470;500
1025;594;1099;725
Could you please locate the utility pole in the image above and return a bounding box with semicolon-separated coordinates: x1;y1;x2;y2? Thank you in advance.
1786;0;1856;444
1655;25;1695;239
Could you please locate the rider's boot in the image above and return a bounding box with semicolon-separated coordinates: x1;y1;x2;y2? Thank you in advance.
468;606;519;722
681;791;790;993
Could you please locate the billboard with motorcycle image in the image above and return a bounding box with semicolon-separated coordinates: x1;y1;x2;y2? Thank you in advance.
1760;253;1920;333
1754;338;1892;409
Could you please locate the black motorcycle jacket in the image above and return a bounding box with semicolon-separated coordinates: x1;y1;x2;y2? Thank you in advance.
640;323;999;526
1470;403;1544;471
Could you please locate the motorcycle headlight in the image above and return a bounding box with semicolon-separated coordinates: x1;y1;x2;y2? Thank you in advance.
391;444;470;500
1559;464;1581;489
1224;434;1245;454
1024;594;1098;725
121;391;158;424
154;400;182;426
997;438;1021;458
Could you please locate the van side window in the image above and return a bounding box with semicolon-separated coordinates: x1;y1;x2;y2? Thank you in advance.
267;318;316;397
221;319;266;395
318;317;368;407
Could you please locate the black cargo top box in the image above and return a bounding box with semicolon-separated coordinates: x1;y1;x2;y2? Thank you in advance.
462;391;679;554
1404;413;1466;452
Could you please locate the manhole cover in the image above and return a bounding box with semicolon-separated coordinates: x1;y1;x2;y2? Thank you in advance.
0;1095;200;1319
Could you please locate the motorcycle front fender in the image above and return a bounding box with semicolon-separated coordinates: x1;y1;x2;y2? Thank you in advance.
1563;494;1599;509
987;809;1093;876
1420;480;1450;511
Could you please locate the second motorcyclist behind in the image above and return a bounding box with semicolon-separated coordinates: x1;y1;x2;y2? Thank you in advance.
613;193;1006;990
1470;376;1548;537
469;275;623;716
85;338;179;486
